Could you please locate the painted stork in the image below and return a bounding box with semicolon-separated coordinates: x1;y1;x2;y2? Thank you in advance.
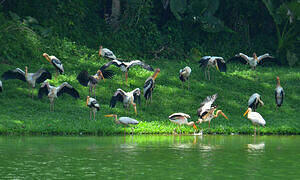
196;106;228;129
197;93;218;121
248;93;264;112
168;113;198;134
0;80;2;92
77;69;114;97
243;108;266;135
1;67;52;98
179;66;191;90
105;114;139;135
199;56;226;80
86;96;100;120
98;45;117;60
100;59;154;84
43;53;64;78
144;68;160;104
38;81;79;111
275;76;284;110
110;88;140;116
227;53;280;69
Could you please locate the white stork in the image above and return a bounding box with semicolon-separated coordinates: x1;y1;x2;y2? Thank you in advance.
243;108;266;135
168;113;198;134
105;114;139;135
110;88;141;116
275;76;284;110
179;66;191;90
143;68;160;105
100;59;154;84
77;69;114;97
0;80;2;92
199;56;226;80
248;93;264;112
43;53;64;78
38;81;79;111
98;45;117;60
197;93;218;121
196;106;228;129
1;67;52;98
228;53;280;69
86;96;100;120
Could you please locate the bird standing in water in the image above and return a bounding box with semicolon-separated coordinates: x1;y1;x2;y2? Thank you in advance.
179;66;191;90
168;113;198;134
105;114;139;135
196;106;228;129
275;76;284;110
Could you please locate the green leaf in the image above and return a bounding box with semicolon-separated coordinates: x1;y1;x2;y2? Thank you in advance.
170;0;187;20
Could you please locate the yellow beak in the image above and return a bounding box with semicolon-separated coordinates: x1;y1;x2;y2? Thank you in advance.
193;124;198;130
134;105;137;116
216;64;220;71
105;114;114;117
221;112;229;120
243;109;249;117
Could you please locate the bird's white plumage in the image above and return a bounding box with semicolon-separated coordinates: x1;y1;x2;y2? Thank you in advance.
169;113;190;119
248;93;261;106
119;117;139;125
101;48;116;60
246;109;266;126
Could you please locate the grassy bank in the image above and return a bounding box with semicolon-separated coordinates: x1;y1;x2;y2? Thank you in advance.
0;37;299;135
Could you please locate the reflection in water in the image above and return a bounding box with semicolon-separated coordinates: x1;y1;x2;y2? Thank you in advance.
0;136;299;179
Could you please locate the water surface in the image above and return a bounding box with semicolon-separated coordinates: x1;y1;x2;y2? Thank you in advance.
0;135;299;179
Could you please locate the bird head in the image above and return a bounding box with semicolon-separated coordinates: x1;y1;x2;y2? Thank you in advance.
253;53;257;59
97;70;105;82
153;68;160;80
25;66;28;75
105;114;118;121
43;53;51;63
98;45;103;56
86;96;90;106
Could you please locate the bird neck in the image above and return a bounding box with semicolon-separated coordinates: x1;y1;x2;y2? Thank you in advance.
215;110;222;117
277;79;281;87
253;53;257;60
25;67;28;77
113;115;119;123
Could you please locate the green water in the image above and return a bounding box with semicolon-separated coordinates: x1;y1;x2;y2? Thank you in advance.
0;135;299;179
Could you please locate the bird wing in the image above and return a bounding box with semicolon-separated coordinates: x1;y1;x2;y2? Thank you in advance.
77;70;90;86
1;68;26;82
169;113;189;119
132;88;141;105
103;48;116;59
110;89;125;108
226;54;248;64
198;93;218;117
199;56;210;67
101;69;115;79
100;60;123;71
248;93;259;107
51;57;64;73
34;69;52;83
127;60;154;71
57;82;80;98
143;77;154;97
216;58;227;72
257;55;281;66
119;117;139;125
38;81;50;99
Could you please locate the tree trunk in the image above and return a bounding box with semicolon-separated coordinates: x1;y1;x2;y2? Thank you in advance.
110;0;120;27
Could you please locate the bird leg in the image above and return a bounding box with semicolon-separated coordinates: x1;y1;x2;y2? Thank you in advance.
55;71;58;80
208;67;211;81
131;127;134;135
93;110;96;121
188;79;190;91
93;87;96;98
150;93;153;104
208;121;211;129
125;72;128;85
124;126;126;136
257;126;259;135
90;109;92;120
254;125;256;136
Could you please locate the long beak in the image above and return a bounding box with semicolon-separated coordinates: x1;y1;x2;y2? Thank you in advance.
105;114;114;117
216;64;220;71
134;104;137;116
99;71;105;82
43;53;51;63
243;109;249;117
153;71;160;80
86;97;89;106
221;112;229;120
193;124;198;130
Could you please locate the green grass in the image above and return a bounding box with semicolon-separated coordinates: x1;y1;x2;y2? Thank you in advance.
0;37;299;135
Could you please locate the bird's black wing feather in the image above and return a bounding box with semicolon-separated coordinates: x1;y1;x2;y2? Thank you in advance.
100;60;123;71
38;85;49;99
57;85;80;99
1;68;26;82
199;57;210;68
77;70;90;86
127;60;154;71
35;69;52;84
258;57;281;66
102;69;115;79
110;90;124;108
216;59;227;72
133;89;141;105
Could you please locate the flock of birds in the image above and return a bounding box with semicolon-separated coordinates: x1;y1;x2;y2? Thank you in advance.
0;46;284;135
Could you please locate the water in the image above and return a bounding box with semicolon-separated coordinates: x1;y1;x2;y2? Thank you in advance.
0;135;299;179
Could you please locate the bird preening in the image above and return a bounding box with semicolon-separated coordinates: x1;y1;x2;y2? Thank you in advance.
43;53;64;79
227;53;280;69
99;45;117;60
243;107;266;135
248;93;264;112
77;69;114;97
86;96;100;120
275;76;284;110
100;59;154;84
144;68;160;105
199;56;226;80
105;114;139;135
38;81;79;111
179;66;191;90
1;67;52;98
168;113;198;134
110;88;141;116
